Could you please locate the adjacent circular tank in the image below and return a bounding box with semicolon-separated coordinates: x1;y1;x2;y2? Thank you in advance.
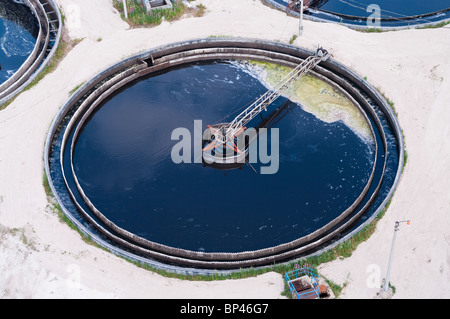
265;0;450;29
0;0;62;106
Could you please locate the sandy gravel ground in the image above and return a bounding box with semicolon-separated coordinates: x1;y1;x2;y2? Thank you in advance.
0;0;449;298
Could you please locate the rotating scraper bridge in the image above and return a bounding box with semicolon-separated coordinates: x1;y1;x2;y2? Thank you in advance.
0;0;62;106
202;47;330;165
45;38;404;274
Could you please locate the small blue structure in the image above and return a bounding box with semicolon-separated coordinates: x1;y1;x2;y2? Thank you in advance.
285;267;320;299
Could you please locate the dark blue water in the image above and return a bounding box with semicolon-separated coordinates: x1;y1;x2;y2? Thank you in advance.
272;0;450;26
66;61;376;252
0;0;38;85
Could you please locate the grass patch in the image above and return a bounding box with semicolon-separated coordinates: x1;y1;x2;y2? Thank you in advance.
43;170;76;230
388;282;396;294
120;199;393;298
403;147;408;171
23;39;68;92
0;226;38;251
208;34;232;38
113;0;207;27
43;169;104;251
356;20;450;33
289;34;297;44
417;20;450;29
325;277;344;297
195;4;207;17
378;91;408;171
42;170;52;197
113;0;188;27
69;81;86;96
0;95;16;111
383;94;397;116
357;27;386;33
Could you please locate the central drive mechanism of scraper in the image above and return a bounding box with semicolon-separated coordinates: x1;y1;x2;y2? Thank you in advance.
202;123;248;167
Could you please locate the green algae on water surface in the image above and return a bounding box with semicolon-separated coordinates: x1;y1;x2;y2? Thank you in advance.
248;61;373;141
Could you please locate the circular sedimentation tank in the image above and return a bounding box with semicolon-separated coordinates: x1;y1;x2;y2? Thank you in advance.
265;0;450;29
0;0;62;106
45;38;404;274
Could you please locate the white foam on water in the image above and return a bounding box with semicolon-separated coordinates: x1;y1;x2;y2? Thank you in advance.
1;20;34;57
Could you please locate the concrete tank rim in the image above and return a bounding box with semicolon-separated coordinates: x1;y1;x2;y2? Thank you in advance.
0;0;62;106
44;37;404;275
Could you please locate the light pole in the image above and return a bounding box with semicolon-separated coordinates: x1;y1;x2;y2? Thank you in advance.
298;0;304;36
123;0;128;19
383;220;410;292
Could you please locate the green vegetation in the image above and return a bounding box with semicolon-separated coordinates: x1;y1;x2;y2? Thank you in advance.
112;0;207;27
289;34;297;44
358;27;385;33
43;171;74;229
42;140;395;298
379;90;398;117
388;282;396;294
0;226;38;251
325;277;345;297
356;20;450;32
195;4;207;17
417;20;450;29
118;197;394;298
43;170;102;250
385;96;396;113
403;147;408;171
378;91;408;171
69;81;86;96
251;60;373;140
208;34;232;38
0;94;15;111
23;38;69;92
113;0;188;27
0;33;68;111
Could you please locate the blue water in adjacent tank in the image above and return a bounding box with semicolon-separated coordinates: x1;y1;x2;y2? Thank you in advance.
0;0;38;85
65;61;379;252
271;0;450;27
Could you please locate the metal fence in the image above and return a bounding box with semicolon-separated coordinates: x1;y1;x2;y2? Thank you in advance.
285;267;320;299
